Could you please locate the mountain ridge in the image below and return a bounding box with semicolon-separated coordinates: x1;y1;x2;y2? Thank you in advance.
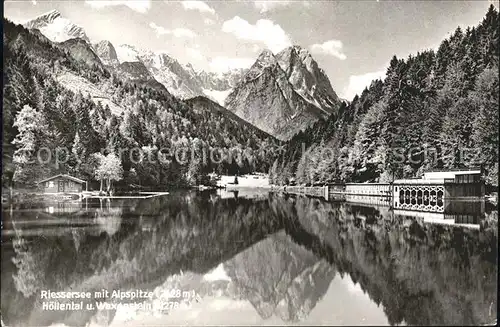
113;43;247;102
23;9;90;43
21;11;246;104
20;9;341;120
225;46;341;140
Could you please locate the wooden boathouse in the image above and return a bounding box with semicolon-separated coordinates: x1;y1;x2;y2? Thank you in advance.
393;169;484;212
271;169;485;213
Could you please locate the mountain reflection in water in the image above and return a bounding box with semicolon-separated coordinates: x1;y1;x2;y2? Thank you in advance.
0;191;497;326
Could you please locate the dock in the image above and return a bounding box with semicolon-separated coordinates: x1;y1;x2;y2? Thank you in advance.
82;191;169;199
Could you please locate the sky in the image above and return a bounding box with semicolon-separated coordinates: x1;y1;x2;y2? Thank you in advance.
4;0;497;100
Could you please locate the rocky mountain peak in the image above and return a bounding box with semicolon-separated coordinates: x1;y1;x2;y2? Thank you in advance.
111;43;246;101
93;40;118;66
275;45;340;114
25;9;61;26
243;49;278;81
46;9;62;18
185;63;197;76
295;45;314;61
276;45;319;78
279;45;307;57
155;53;181;70
23;9;90;43
256;49;277;66
224;45;341;139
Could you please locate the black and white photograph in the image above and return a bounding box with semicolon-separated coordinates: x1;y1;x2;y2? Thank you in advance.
1;0;498;326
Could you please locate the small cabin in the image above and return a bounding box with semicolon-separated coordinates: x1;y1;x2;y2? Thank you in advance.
37;174;87;194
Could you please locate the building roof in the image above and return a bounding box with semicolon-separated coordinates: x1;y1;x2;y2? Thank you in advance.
37;174;86;184
425;170;480;175
394;169;482;184
393;178;450;184
423;170;481;180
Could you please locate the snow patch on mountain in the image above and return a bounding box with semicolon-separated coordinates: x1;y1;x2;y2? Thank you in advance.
24;10;90;43
115;44;141;63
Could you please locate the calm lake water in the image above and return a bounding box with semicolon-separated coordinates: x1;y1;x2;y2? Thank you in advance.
1;190;497;326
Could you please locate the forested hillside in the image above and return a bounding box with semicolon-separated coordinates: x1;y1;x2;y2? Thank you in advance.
2;20;279;190
271;5;499;187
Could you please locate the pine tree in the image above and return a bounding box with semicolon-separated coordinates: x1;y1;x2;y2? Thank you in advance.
471;67;499;185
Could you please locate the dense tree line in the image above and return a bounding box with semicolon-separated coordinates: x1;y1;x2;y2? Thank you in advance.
272;6;499;187
2;19;279;190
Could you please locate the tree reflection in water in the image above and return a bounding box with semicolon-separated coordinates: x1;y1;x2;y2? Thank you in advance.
0;191;497;326
275;195;497;326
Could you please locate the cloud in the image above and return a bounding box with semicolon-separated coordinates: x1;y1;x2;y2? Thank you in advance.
342;70;386;101
186;47;205;61
171;28;197;38
203;17;216;25
149;22;197;38
222;16;291;53
181;1;215;15
209;56;255;73
253;1;291;13
149;22;169;35
310;40;347;60
84;0;151;13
